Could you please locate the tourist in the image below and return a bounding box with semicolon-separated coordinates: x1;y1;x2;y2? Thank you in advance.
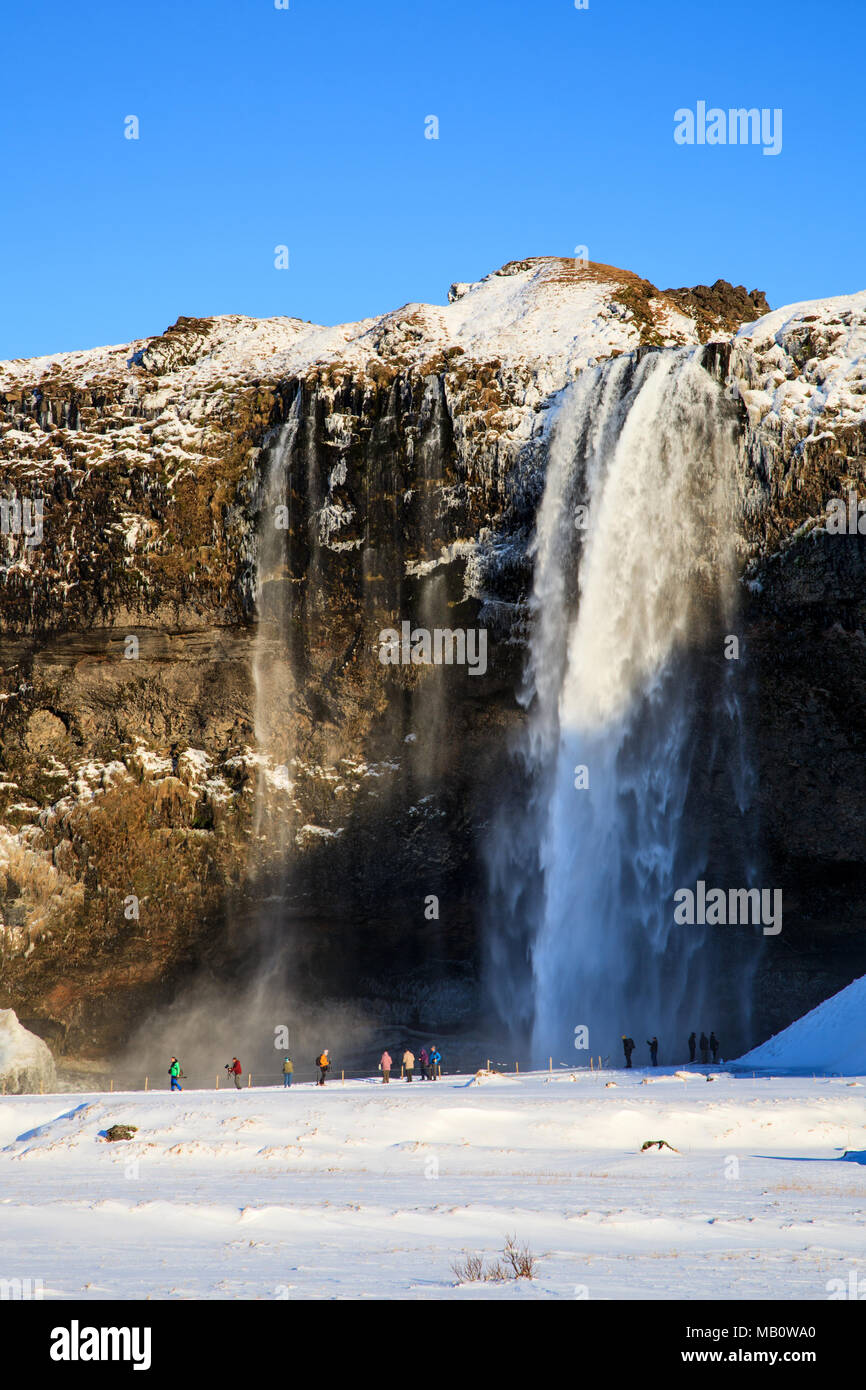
316;1049;330;1085
647;1036;659;1066
169;1057;182;1092
282;1056;293;1088
227;1057;243;1089
428;1045;441;1077
403;1048;415;1082
622;1036;635;1068
710;1032;720;1063
380;1050;392;1083
688;1032;697;1063
699;1033;710;1064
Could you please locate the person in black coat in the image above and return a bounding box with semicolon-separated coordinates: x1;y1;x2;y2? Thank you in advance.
622;1035;635;1068
647;1036;659;1066
699;1032;710;1064
710;1032;720;1063
688;1032;696;1063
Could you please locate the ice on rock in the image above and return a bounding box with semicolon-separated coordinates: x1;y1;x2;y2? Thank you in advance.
0;1009;57;1094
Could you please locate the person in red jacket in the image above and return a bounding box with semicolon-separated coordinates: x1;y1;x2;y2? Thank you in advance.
226;1057;242;1090
380;1050;392;1083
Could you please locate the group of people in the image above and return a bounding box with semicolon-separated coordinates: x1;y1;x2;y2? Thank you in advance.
168;1047;443;1090
620;1031;721;1068
166;1056;250;1091
172;1033;727;1087
379;1046;441;1082
688;1032;721;1064
302;1046;445;1085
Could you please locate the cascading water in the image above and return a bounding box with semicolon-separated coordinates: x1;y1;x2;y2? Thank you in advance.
486;347;754;1066
251;406;301;859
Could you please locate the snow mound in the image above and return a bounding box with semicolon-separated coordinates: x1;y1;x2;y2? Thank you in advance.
0;1009;57;1094
736;974;866;1075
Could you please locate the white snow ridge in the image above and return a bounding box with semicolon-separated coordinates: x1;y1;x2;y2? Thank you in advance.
736;974;866;1075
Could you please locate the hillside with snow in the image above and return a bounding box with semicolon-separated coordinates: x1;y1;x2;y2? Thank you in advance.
0;256;726;401
737;974;866;1075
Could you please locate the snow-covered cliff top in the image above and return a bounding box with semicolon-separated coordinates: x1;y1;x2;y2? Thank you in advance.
734;289;866;437
0;256;770;518
0;257;722;399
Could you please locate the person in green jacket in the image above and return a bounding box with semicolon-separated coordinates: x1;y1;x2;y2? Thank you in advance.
282;1056;293;1088
169;1057;182;1092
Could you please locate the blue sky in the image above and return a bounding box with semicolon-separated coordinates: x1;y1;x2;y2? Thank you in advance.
1;0;863;359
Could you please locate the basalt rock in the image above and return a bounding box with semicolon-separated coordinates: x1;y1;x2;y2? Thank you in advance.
103;1124;138;1142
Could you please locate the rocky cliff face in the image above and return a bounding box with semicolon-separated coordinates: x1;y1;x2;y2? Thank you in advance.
733;295;866;1032
0;255;863;1058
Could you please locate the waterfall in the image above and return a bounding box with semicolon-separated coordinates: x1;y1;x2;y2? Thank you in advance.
251;406;300;860
486;347;753;1066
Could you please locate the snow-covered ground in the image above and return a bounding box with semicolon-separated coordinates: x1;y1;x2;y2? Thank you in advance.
1;1068;863;1300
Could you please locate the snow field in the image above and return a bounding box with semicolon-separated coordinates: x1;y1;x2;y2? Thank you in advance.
1;1068;864;1300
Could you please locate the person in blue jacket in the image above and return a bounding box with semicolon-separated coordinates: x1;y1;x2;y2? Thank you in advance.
428;1046;441;1078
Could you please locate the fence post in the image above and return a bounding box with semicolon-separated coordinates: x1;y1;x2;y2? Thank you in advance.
248;1074;252;1089
549;1057;552;1073
216;1075;219;1089
110;1079;114;1093
145;1077;149;1092
515;1061;519;1074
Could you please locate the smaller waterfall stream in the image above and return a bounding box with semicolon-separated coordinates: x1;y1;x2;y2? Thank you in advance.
251;407;301;859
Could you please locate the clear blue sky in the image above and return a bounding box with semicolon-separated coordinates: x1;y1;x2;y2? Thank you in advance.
2;0;863;359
